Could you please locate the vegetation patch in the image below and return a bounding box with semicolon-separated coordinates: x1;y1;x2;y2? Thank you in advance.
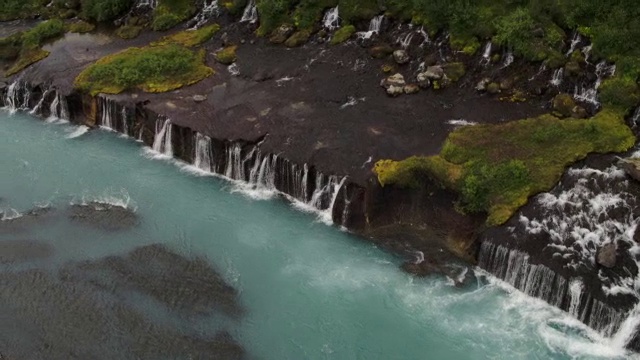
3;19;65;76
66;21;96;33
214;45;237;64
374;109;635;226
0;0;48;21
6;49;50;76
153;24;221;47
330;25;355;45
152;0;197;31
82;0;134;22
74;44;213;95
116;25;143;39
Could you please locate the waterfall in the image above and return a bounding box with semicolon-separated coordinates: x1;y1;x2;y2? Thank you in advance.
194;133;214;172
417;26;430;47
99;96;114;130
566;31;582;56
550;68;564;86
501;50;514;68
582;44;593;63
152;118;173;157
398;32;414;50
632;107;640;128
224;142;245;180
322;7;340;31
357;15;383;40
136;0;157;9
240;0;258;23
568;280;584;317
528;63;547;81
48;93;69;120
4;81;30;113
480;41;492;66
189;0;218;29
121;107;129;136
30;88;52;116
573;61;615;106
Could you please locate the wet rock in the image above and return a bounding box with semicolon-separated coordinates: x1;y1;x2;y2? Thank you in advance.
193;94;207;103
393;49;409;64
0;206;56;234
565;60;582;77
476;78;491;92
596;243;617;268
619;158;640;182
423;65;444;80
499;78;514;91
572;105;588;119
443;62;466;82
552;93;577;118
68;202;138;231
369;44;393;59
0;240;53;264
380;73;406;97
487;82;500;94
269;24;294;44
403;84;420;94
423;54;438;66
416;72;431;88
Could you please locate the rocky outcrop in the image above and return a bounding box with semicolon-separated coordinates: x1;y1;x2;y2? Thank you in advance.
597;243;617;268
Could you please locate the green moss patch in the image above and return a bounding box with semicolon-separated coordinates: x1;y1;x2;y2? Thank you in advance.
116;25;143;39
214;45;237;64
374;108;635;226
74;44;213;95
6;49;50;76
152;0;197;31
4;19;65;76
66;21;96;33
153;24;220;47
330;25;356;45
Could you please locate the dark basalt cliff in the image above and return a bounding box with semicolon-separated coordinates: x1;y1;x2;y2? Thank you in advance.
3;8;640;352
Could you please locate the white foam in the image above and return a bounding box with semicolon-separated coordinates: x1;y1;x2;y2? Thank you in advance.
66;125;90;139
1;208;23;221
447;119;477;127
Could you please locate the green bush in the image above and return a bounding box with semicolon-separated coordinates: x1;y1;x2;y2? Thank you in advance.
81;0;133;22
599;77;640;110
152;13;183;30
22;19;65;49
256;0;297;35
330;25;355;45
152;0;197;31
461;160;529;212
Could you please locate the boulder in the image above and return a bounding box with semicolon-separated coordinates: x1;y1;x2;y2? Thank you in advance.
393;50;410;65
423;54;438;66
552;93;577;118
369;44;394;59
571;105;588;119
619;158;640;182
416;72;431;88
423;65;444;80
269;24;294;44
443;62;466;82
193;95;207;103
403;84;420;94
487;82;500;94
386;85;404;97
596;243;617;268
476;78;491;92
284;30;311;47
499;78;514;91
565;60;582;77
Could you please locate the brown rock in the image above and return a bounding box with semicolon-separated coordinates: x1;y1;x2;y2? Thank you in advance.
596;243;617;268
269;24;294;44
369;44;393;59
571;105;588;119
403;84;420;94
619;158;640;182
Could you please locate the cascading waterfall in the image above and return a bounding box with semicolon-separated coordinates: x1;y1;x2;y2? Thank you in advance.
398;32;414;50
189;0;218;29
582;44;593;63
357;15;383;40
417;26;430;47
632;107;640;128
194;133;214;172
240;0;258;23
48;92;69;120
501;50;514;68
29;88;52;116
121;107;129;136
322;7;340;31
573;61;615;106
4;81;30;113
480;41;492;66
528;63;547;81
550;68;564;86
98;96;114;130
136;0;157;9
152;118;173;157
566;31;582;56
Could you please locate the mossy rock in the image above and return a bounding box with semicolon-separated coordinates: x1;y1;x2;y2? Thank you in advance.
552;93;576;118
487;82;500;94
546;50;566;69
269;24;294;44
381;64;395;73
330;25;356;45
369;43;393;59
116;25;143;40
564;60;581;77
152;13;182;31
443;62;465;82
66;21;95;33
215;45;237;64
284;30;311;48
450;34;480;56
153;24;221;47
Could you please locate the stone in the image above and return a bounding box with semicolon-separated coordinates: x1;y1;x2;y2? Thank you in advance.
284;30;311;48
619;158;640;182
403;84;420;94
443;62;466;82
476;78;491;92
499;78;514;90
571;105;588;119
423;65;444;80
487;82;500;94
369;44;394;59
386;85;404;97
416;72;431;88
193;95;207;103
423;54;438;66
552;93;577;118
269;24;294;44
380;73;406;88
393;49;410;64
596;243;617;268
565;60;582;77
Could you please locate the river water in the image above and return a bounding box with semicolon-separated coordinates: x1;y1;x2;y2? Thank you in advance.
0;109;636;359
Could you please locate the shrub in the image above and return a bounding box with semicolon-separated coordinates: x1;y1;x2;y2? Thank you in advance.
330;25;355;45
599;77;640;111
152;13;183;30
82;0;133;22
116;25;143;39
22;19;65;49
214;45;237;64
67;20;96;33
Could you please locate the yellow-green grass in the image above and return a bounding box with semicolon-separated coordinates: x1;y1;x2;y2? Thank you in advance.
75;44;213;95
6;49;50;76
153;24;220;47
374;108;635;226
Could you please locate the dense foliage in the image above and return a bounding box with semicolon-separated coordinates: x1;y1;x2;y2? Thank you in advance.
81;0;133;22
